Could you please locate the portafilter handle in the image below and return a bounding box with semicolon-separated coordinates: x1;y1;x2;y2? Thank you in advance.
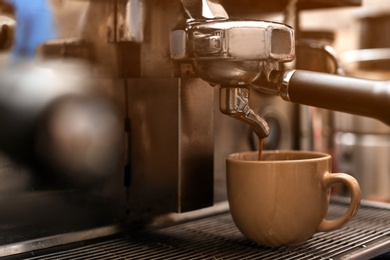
253;69;390;126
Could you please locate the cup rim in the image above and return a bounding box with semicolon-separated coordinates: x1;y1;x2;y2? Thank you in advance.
226;150;331;164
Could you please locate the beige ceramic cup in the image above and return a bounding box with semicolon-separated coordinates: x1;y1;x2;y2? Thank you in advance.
226;150;361;247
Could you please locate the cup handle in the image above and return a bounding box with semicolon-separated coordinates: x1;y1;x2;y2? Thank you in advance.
316;173;361;232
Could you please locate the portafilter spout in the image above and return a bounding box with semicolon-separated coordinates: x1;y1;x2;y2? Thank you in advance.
219;86;270;139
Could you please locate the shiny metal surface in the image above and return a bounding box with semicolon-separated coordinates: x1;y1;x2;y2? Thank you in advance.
220;0;361;17
83;0;183;78
2;198;388;260
170;20;295;86
334;48;390;203
181;0;229;20
0;190;128;256
250;69;295;101
116;0;144;42
170;1;296;148
334;112;390;135
337;48;390;134
334;133;390;202
77;0;216;213
219;86;270;139
0;225;123;258
171;20;295;61
294;31;340;151
296;40;341;74
342;48;390;69
127;78;214;212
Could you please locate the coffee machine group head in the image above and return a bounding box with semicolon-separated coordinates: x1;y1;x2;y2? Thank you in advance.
170;0;295;139
171;0;390;141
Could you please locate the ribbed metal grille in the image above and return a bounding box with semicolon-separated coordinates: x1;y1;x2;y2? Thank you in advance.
14;201;390;260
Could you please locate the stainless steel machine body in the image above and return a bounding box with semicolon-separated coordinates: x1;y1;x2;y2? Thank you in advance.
332;11;390;203
0;0;390;259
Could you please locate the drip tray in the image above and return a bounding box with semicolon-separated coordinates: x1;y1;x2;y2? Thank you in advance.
2;199;390;260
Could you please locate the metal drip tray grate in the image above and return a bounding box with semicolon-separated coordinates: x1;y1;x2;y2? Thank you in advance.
4;199;390;260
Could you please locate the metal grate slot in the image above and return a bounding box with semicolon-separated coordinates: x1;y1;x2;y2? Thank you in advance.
3;199;390;260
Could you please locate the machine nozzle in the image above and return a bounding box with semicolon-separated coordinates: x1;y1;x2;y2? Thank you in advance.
181;0;229;21
219;86;270;139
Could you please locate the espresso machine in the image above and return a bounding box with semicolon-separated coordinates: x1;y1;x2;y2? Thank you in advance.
0;0;389;259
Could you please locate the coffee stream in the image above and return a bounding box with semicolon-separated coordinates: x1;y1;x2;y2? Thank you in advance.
258;138;264;161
